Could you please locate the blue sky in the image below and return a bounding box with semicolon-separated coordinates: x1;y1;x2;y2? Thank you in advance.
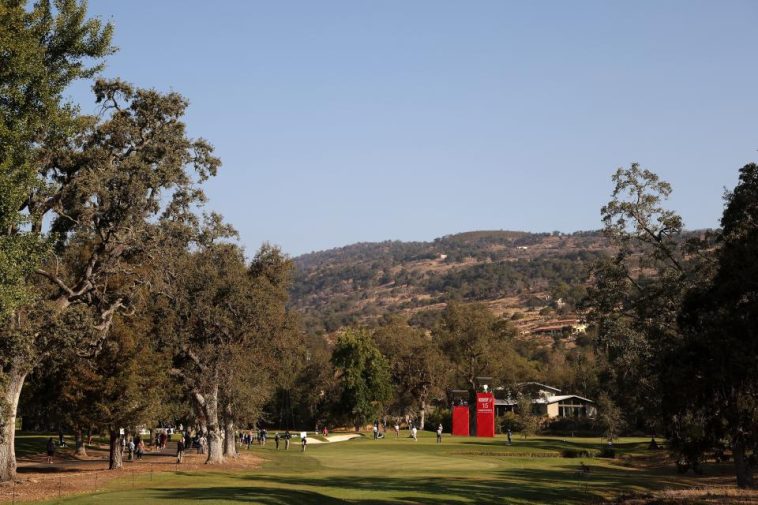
73;1;758;256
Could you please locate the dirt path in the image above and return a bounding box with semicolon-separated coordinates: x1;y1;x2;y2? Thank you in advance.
0;446;261;503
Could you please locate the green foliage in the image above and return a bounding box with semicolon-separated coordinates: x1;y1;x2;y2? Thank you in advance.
561;448;595;458
0;0;113;316
331;329;392;428
585;163;715;431
499;411;524;433
542;417;599;437
598;446;616;458
668;162;758;487
596;393;623;441
517;395;539;438
372;317;448;421
426;407;451;433
425;252;602;301
435;302;520;390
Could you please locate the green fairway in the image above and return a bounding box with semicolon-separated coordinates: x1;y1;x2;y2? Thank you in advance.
31;431;705;505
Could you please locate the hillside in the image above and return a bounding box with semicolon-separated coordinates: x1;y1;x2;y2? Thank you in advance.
291;230;614;338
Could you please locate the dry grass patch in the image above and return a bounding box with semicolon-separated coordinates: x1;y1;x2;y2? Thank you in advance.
0;450;261;503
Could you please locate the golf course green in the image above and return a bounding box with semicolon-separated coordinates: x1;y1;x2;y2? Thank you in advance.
30;431;709;505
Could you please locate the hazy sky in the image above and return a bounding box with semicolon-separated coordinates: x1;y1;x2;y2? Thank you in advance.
73;1;758;256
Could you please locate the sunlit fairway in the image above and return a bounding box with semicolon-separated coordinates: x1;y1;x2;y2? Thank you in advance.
35;432;708;505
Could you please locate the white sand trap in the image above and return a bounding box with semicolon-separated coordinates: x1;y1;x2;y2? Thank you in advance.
305;433;363;444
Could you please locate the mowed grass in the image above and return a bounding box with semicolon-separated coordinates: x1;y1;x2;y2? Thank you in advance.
37;431;700;505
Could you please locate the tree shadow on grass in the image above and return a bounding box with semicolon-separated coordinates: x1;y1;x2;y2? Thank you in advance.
144;457;706;505
16;466;81;474
145;486;351;505
151;470;609;504
456;438;647;454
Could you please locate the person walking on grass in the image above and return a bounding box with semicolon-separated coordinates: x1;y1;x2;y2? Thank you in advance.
301;433;307;452
46;437;56;464
506;428;512;446
284;430;291;450
394;422;400;438
176;437;185;464
275;432;280;450
373;423;379;440
436;424;443;444
411;425;418;441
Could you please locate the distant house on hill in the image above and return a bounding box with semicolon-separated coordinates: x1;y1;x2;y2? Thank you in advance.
532;321;587;338
494;382;595;419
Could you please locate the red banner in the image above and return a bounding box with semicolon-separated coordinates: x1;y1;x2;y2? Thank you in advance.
451;405;470;436
476;392;495;437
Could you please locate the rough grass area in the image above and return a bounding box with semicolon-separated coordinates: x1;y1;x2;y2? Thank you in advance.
3;431;749;505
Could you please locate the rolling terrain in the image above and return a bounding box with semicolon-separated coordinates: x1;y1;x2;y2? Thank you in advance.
290;230;614;340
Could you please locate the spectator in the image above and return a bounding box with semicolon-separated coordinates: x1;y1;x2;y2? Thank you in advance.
46;437;55;464
176;437;185;464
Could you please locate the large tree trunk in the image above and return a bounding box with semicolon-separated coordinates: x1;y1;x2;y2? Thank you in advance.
223;404;237;458
418;399;426;431
733;438;754;489
108;430;123;470
74;428;86;457
203;386;224;465
0;368;27;482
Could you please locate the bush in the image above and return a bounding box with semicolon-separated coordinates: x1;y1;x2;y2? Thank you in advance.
498;412;524;433
542;417;600;437
426;408;451;433
561;449;595;458
599;446;616;458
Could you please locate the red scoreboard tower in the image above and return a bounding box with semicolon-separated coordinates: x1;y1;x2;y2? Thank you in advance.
450;390;470;436
476;391;495;437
